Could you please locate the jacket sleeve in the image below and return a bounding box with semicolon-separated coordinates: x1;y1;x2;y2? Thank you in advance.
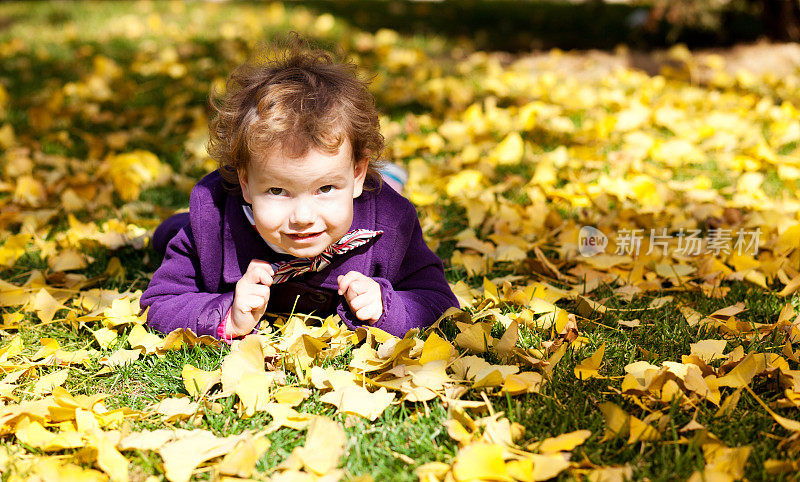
336;203;459;337
140;226;234;337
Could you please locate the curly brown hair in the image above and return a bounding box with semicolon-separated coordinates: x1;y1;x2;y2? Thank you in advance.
207;35;385;191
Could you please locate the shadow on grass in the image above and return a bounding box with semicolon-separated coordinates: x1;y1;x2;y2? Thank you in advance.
300;0;764;51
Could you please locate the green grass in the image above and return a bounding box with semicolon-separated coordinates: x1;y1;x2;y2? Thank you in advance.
2;2;800;481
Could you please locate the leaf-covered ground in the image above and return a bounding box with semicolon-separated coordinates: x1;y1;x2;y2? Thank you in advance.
2;2;800;481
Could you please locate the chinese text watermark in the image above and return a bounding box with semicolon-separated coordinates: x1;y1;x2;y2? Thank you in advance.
578;226;761;257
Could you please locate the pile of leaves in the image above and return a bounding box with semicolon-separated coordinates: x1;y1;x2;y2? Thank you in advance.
2;2;800;481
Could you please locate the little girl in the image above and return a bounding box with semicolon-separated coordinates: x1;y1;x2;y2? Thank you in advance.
140;40;458;339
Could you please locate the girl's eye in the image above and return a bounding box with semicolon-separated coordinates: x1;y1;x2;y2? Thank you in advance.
268;187;284;196
319;185;334;194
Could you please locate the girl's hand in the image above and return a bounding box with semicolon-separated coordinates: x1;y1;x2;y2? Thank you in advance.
337;271;383;323
230;259;274;337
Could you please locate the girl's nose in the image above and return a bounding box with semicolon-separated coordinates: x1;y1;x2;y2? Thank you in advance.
289;200;315;225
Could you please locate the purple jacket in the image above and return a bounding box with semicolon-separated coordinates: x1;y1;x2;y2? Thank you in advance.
140;171;458;338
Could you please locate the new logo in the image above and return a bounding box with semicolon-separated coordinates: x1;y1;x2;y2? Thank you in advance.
578;226;607;257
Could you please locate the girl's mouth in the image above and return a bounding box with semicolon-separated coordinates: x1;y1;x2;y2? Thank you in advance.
286;232;322;241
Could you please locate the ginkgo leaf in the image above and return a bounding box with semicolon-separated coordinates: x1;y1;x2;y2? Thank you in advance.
102;297;145;327
221;335;266;395
407;360;451;391
181;364;220;398
455;322;494;353
88;429;130;482
48;249;87;272
159;430;250;482
153;397;199;422
127;324;163;355
0;233;32;266
309;366;356;391
31;288;66;324
118;429;177;451
419;332;456;365
320;385;395;421
451;443;510;481
32;338;59;361
216;434;271;478
15;417;84;451
535;430;592;453
585;465;634;482
495;321;519;358
263;403;316;433
490;132;524;165
33;368;69;395
575;344;605;380
527;453;571;481
503;372;544;395
717;353;769;388
295;416;346;475
92;327;118;349
274;387;311;406
100;349;140;368
690;339;728;363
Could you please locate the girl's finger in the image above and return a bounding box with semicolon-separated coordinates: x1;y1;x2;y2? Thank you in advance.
243;259;274;285
239;294;267;313
348;292;372;311
244;284;271;300
338;271;363;295
356;303;381;322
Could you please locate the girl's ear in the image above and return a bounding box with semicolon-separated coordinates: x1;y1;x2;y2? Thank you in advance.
238;168;253;204
352;158;368;198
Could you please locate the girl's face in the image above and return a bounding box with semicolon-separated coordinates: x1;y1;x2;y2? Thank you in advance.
238;138;367;258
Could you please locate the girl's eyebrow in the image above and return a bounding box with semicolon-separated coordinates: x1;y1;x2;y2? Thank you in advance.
320;174;346;184
264;170;346;186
